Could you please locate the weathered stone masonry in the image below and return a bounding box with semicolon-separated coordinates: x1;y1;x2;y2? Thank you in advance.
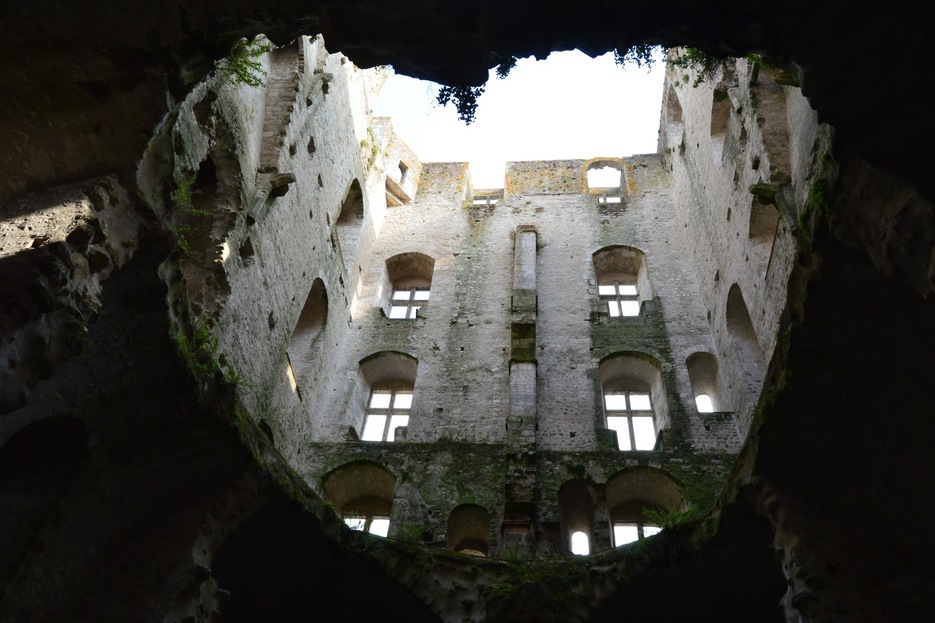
145;37;800;580
3;7;935;619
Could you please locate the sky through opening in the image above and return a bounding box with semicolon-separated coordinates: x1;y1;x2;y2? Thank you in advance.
372;49;666;189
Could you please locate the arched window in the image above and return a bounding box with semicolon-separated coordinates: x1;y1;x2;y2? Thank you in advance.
322;461;396;537
383;252;435;320
599;353;667;451
605;467;684;547
592;246;651;317
686;352;722;413
447;504;491;556
356;351;418;442
559;479;595;556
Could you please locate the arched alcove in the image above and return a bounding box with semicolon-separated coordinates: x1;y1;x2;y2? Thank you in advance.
726;284;766;391
710;90;731;165
605;467;685;546
286;278;328;385
336;178;364;270
322;460;397;536
447;504;491;556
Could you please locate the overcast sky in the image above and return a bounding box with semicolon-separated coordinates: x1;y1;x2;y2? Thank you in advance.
372;49;666;189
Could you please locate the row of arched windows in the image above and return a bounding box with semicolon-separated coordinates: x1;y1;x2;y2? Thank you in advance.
321;460;685;557
349;350;727;448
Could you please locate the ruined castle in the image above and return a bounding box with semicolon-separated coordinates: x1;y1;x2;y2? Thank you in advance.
2;4;934;622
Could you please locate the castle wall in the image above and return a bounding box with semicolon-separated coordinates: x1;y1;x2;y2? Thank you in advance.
160;43;825;562
662;56;823;438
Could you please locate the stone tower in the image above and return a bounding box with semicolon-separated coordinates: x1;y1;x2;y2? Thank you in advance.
2;4;935;622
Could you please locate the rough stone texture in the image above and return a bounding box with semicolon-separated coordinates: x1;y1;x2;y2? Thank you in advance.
0;177;146;415
2;3;935;623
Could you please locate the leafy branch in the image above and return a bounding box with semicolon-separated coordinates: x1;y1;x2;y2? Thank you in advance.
215;37;273;88
642;505;702;529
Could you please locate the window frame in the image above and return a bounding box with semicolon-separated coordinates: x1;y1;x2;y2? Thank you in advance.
598;280;640;317
603;388;657;451
361;383;413;442
389;286;430;320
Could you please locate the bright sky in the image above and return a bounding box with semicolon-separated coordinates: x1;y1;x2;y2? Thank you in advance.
372;49;666;189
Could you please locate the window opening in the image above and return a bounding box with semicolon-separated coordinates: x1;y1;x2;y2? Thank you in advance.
570;531;590;555
389;287;430;319
612;521;661;546
604;389;656;450
344;514;390;537
598;281;639;317
695;394;714;413
587;166;621;188
362;384;412;442
398;162;408;185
